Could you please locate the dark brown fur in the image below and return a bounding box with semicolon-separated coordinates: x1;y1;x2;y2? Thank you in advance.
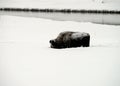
49;31;90;49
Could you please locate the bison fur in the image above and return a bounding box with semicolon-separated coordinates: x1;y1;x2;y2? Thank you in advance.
49;31;90;49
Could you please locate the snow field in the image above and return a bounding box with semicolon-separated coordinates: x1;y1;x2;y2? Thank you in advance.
0;15;120;86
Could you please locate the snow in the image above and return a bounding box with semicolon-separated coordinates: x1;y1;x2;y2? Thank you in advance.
1;11;120;25
0;15;120;86
71;32;89;39
1;0;120;25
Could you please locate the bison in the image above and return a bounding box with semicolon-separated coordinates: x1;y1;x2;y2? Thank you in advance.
49;31;90;49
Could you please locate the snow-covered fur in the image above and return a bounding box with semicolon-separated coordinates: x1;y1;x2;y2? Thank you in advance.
49;31;90;49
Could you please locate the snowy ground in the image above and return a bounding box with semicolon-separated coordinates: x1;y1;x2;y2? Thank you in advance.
1;11;120;25
0;15;120;86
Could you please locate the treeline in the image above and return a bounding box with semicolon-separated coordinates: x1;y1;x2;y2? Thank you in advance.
0;8;120;14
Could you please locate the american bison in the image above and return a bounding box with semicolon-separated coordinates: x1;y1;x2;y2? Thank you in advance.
49;31;90;49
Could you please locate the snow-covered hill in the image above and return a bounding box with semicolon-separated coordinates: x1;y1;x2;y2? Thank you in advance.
0;15;120;86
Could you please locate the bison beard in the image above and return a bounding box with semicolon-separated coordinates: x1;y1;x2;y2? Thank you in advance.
49;31;90;49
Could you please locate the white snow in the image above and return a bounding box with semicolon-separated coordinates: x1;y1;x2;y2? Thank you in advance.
71;32;89;39
1;11;120;25
0;15;120;86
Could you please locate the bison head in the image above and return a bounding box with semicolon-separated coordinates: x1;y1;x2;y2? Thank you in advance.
49;39;66;49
